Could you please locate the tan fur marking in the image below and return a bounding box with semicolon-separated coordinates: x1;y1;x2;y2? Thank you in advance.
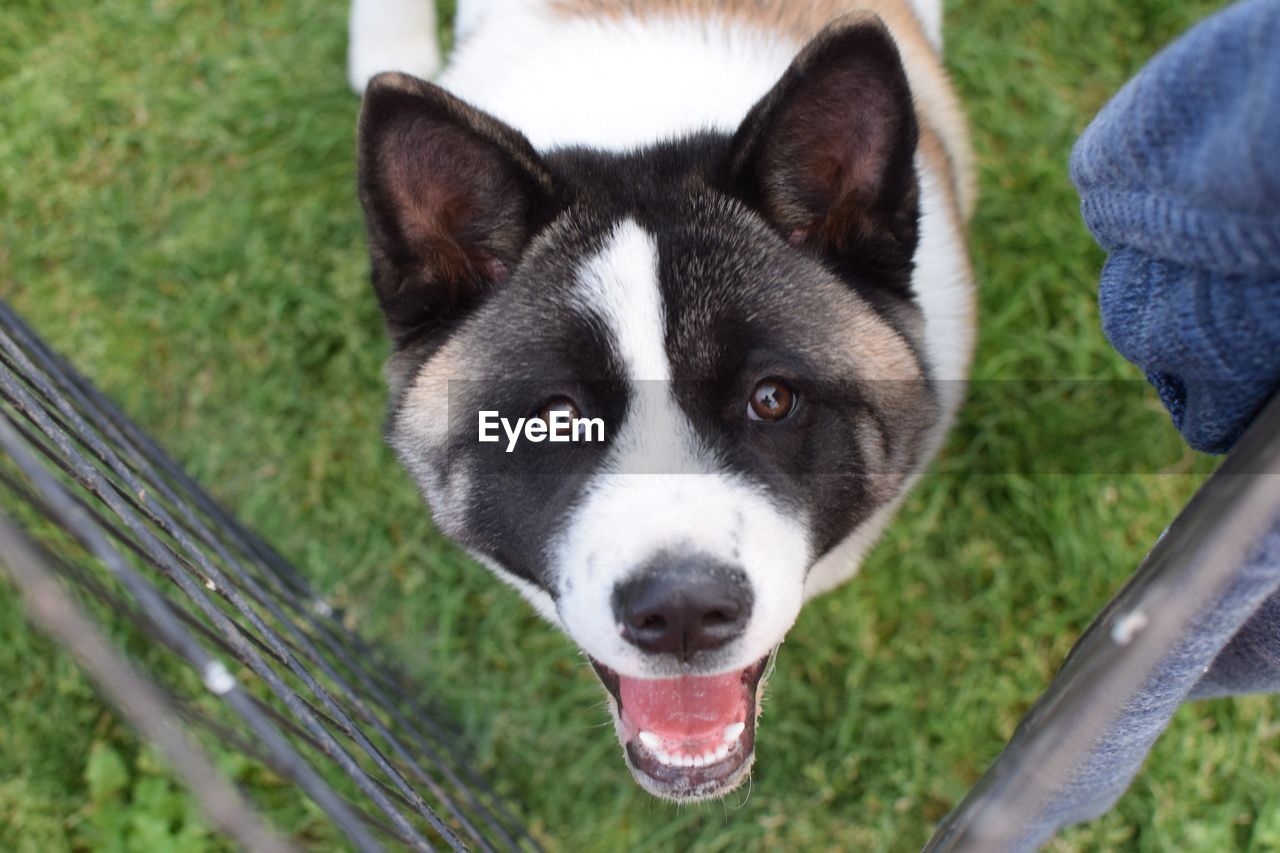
835;295;922;381
824;287;936;496
399;332;477;451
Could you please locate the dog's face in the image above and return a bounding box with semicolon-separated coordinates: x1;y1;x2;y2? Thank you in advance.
358;19;938;800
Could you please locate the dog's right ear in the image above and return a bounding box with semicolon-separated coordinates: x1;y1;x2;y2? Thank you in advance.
357;73;553;346
724;16;920;282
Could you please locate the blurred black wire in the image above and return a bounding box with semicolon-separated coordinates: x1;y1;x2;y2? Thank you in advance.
0;300;540;852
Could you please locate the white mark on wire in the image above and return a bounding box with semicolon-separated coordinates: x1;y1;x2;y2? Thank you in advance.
203;661;236;695
312;599;334;618
1111;609;1149;645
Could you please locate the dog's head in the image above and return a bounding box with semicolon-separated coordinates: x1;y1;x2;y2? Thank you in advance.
357;18;939;800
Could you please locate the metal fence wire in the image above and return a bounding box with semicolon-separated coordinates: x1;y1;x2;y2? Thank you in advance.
0;299;541;852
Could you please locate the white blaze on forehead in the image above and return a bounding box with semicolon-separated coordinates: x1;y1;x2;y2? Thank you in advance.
572;219;704;475
573;219;670;383
557;219;811;677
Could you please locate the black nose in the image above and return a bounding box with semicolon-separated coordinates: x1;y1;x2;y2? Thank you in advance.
612;558;753;661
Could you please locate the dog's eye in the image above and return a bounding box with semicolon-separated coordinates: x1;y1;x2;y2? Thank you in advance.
538;396;583;438
747;378;796;422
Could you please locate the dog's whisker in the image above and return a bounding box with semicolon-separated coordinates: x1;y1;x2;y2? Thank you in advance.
728;772;755;811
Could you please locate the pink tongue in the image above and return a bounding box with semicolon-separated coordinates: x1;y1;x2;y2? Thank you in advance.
619;671;746;740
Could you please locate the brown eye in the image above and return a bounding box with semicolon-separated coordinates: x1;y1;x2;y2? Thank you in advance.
538;396;582;438
748;378;796;422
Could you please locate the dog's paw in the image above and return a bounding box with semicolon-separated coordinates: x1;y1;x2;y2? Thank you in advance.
348;35;441;94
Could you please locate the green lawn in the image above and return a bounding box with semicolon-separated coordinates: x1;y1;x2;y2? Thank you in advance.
3;0;1277;850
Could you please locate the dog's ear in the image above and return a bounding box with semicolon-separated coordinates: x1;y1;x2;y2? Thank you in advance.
358;73;553;345
726;16;920;279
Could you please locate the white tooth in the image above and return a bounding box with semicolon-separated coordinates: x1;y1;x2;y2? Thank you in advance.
638;731;661;751
691;754;706;768
681;755;695;767
714;744;730;761
724;722;746;741
655;750;673;766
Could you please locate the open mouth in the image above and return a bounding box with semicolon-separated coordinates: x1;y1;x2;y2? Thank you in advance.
590;652;774;800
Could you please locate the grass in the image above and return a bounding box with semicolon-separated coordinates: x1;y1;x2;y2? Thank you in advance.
2;0;1276;849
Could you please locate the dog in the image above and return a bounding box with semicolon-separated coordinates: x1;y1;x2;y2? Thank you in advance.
350;0;974;802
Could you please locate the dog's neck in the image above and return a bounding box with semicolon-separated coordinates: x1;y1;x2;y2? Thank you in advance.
441;0;948;150
441;8;803;152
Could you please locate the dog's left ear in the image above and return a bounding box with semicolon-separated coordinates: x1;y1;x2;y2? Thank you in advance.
357;73;554;346
726;15;920;278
